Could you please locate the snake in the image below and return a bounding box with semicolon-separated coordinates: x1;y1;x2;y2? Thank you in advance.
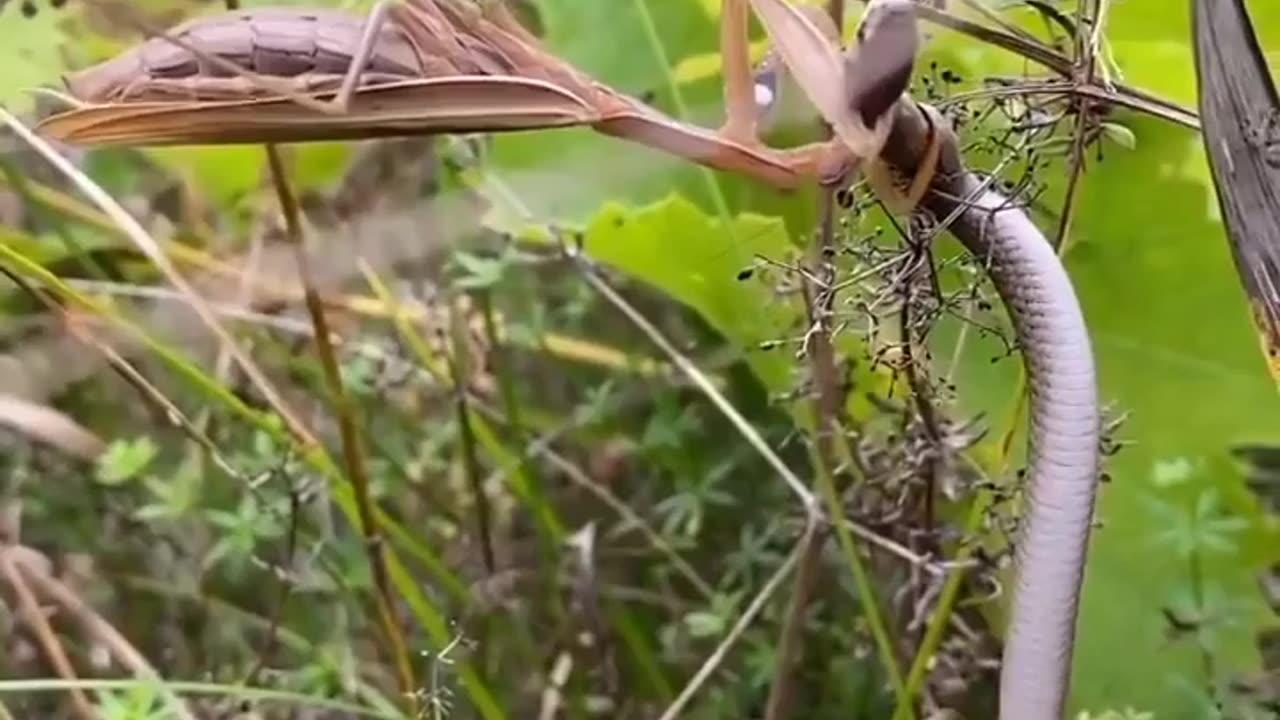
752;2;1102;712
881;102;1102;720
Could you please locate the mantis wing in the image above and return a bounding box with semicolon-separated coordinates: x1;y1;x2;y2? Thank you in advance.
37;76;599;146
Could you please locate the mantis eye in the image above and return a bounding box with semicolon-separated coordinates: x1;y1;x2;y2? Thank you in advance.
753;66;779;118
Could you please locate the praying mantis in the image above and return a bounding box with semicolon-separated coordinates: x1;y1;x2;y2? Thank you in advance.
30;1;1102;719
37;0;937;207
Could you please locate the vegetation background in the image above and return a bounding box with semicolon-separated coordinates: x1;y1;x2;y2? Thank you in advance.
0;0;1278;718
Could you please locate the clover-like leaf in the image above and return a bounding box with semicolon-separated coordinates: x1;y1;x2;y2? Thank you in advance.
96;436;159;487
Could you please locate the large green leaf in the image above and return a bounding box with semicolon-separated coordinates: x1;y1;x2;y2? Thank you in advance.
573;193;802;393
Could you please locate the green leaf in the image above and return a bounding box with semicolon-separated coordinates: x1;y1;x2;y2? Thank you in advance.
452;250;507;289
95;436;159;486
1101;123;1138;151
1152;457;1197;488
145;146;264;213
574;194;801;392
683;610;726;638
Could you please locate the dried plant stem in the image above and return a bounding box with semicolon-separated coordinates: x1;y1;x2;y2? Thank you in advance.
0;394;104;462
858;0;1194;128
264;145;418;715
892;499;985;720
763;184;844;720
577;252;902;717
539;447;716;600
767;187;909;720
0;108;316;448
445;299;497;574
656;522;809;720
12;554;198;720
576;261;816;511
1051;0;1104;253
0;267;242;481
0;552;98;720
762;526;825;720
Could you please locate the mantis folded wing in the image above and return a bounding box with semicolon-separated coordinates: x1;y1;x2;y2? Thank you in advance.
39;77;599;144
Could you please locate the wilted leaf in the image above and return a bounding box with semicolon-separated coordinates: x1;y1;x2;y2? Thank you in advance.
1192;0;1280;387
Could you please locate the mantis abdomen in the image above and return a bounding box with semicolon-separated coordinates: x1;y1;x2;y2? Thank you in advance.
63;8;425;103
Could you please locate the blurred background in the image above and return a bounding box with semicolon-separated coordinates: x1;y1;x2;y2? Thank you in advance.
0;0;1278;718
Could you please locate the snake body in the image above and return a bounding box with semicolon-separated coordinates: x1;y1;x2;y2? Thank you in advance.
883;104;1102;720
957;182;1100;720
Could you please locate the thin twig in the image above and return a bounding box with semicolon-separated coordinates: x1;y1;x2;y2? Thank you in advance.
1050;0;1104;252
263;145;419;714
444;297;497;574
574;260;816;512
0;551;98;720
0;393;104;462
655;521;809;720
0;108;317;448
243;487;303;687
477;288;553;556
0;266;245;481
895;0;1195;127
761;526;824;720
539;446;716;600
937;79;1197;129
764;185;845;720
11;552;199;720
780;187;910;719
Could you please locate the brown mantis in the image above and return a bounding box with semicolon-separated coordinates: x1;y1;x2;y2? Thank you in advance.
37;0;937;206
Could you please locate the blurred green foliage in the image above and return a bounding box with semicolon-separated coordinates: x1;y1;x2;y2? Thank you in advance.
0;0;1278;718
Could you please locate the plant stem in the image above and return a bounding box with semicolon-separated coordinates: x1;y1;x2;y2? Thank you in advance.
264;145;419;716
445;297;497;574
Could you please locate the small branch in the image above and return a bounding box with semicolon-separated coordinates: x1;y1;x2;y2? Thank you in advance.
0;551;98;720
656;522;810;720
575;259;816;512
539;446;716;601
939;79;1197;129
0;393;104;462
243;488;303;687
0;108;318;449
764;186;844;720
444;298;497;574
896;0;1195;128
477;289;552;556
264;145;419;715
761;526;824;720
1050;0;1104;252
12;553;198;720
